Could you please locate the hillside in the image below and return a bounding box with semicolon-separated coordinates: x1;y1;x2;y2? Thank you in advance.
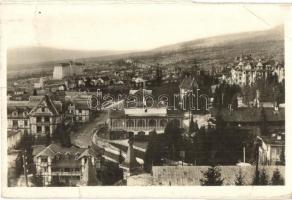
7;25;284;76
126;25;284;68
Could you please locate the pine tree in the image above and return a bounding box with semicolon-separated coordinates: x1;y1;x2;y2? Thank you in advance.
253;168;269;185
200;165;224;186
271;168;284;185
259;168;269;185
189;115;195;133
235;168;245;186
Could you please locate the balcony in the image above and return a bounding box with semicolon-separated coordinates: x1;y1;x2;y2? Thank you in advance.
51;171;81;176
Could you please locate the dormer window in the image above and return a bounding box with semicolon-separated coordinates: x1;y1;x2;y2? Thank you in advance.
12;111;18;117
41;107;45;112
23;111;28;117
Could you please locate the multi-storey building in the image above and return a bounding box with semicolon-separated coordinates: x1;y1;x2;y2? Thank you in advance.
226;56;285;86
108;89;184;135
34;144;102;186
7;95;63;137
53;61;85;80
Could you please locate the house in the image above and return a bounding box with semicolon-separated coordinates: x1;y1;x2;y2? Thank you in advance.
7;95;63;137
28;95;62;137
33;144;102;186
7;102;32;135
259;133;285;165
68;98;93;123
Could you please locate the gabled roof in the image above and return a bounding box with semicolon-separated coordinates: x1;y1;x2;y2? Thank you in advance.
28;95;60;116
179;76;198;90
36;143;85;158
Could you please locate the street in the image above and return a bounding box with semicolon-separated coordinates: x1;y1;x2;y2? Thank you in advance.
70;111;108;148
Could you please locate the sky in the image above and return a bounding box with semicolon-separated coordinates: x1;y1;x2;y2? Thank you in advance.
2;4;289;51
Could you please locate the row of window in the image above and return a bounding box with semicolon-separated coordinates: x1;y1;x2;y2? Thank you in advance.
36;116;50;123
12;120;28;127
112;119;178;128
37;126;50;133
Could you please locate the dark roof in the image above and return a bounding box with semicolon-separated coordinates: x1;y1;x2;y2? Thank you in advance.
36;143;86;158
29;95;60;116
261;134;285;145
211;107;284;123
59;63;70;67
152;166;285;186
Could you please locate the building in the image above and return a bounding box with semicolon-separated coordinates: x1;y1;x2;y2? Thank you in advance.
65;92;97;123
259;132;285;165
179;76;198;104
108;88;184;135
34;144;102;186
211;106;285;136
68;98;93;123
7;95;63;137
151;165;284;186
109;108;183;135
7;101;32;135
227;56;285;86
28;96;62;137
53;61;85;80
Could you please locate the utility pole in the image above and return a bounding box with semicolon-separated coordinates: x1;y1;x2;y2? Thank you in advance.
255;141;259;185
22;150;28;187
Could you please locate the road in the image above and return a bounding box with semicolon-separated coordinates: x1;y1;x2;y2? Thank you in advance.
70;111;108;148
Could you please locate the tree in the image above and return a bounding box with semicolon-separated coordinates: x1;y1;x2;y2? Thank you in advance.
234;168;245;186
253;168;269;185
53;124;71;148
189;115;195;133
200;165;224;186
271;168;284;185
164;120;182;160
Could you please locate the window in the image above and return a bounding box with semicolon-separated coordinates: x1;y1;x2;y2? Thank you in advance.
37;126;42;133
12;111;18;117
36;117;41;123
41;107;45;112
41;158;47;162
24;120;28;126
64;168;70;172
45;126;50;133
44;116;50;122
12;120;18;127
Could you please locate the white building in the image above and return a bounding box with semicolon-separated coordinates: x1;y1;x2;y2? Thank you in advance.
53;61;85;80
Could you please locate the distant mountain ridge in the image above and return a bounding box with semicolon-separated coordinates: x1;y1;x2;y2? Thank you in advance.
7;47;130;70
7;25;284;72
152;25;284;52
